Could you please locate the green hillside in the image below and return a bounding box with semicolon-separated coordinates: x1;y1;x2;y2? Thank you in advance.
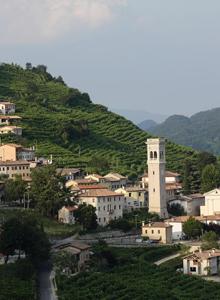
0;63;199;179
149;109;220;155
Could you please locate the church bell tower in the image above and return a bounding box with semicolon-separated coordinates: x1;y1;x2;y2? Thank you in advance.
146;138;168;218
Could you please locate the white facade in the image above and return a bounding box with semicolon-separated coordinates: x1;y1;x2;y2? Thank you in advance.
167;221;184;240
79;189;123;226
200;189;220;216
146;138;168;218
183;250;220;276
58;206;76;224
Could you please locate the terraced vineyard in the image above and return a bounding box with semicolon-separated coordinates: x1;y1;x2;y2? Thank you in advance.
56;247;220;300
0;63;199;178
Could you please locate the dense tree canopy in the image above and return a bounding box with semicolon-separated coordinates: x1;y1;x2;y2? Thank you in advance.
183;217;202;239
30;165;69;217
74;203;97;231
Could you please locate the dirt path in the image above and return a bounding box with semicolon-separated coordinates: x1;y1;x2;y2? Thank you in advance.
154;253;180;266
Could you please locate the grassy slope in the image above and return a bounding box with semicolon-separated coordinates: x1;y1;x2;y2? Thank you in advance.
0;63;198;177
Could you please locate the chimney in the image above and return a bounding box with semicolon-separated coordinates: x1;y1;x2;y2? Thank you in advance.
142;221;145;227
212;249;216;253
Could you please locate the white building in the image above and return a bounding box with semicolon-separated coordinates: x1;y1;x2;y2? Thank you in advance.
58;206;78;224
0;101;15;115
115;187;148;211
78;189;124;226
166;216;191;240
169;193;205;216
183;249;220;276
200;189;220;216
56;168;83;181
146;138;168;218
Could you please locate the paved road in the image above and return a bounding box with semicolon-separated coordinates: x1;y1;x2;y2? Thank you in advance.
154;253;180;266
38;262;57;300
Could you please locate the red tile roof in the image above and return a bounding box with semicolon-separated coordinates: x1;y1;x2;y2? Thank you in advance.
79;189;124;197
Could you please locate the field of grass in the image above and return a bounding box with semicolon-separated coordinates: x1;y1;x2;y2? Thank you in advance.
56;246;220;300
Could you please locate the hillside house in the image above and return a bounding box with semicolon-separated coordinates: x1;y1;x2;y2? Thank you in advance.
56;168;83;181
0;161;31;181
0;144;35;161
58;206;78;224
85;173;128;190
200;189;220;216
142;221;172;244
115;186;148;211
183;249;220;276
78;189;124;226
0;126;22;136
0;102;15;115
54;241;90;273
169;193;205;216
0;115;21;125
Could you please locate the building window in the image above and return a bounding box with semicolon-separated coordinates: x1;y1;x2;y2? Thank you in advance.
154;151;157;159
104;217;106;222
145;230;147;234
98;218;101;223
119;205;121;209
190;267;196;272
153;188;155;192
158;230;160;234
103;206;105;210
129;193;131;197
151;230;154;234
153;171;155;175
138;192;141;196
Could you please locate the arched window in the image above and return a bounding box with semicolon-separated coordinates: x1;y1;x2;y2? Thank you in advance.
154;151;157;159
150;151;153;159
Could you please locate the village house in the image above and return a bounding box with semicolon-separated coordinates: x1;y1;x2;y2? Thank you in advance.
0;101;15;115
54;241;90;273
56;168;83;181
78;188;124;226
0;126;22;136
141;221;173;244
169;193;205;216
58;206;78;224
0;160;31;181
66;178;98;190
0;144;35;161
115;186;148;211
183;249;220;276
85;173;128;190
0;115;21;125
200;189;220;216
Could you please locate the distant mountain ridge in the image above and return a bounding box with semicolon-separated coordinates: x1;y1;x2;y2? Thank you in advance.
149;108;220;154
138;119;158;131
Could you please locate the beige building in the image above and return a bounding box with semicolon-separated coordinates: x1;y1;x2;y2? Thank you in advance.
0;126;22;136
78;189;124;226
0;102;15;115
58;206;78;224
0;161;31;180
54;241;90;273
85;173;128;190
146;138;168;218
142;221;172;244
115;186;148;211
0;144;35;161
200;189;220;216
183;249;220;276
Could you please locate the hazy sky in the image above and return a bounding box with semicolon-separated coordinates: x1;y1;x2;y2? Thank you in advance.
1;0;220;116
